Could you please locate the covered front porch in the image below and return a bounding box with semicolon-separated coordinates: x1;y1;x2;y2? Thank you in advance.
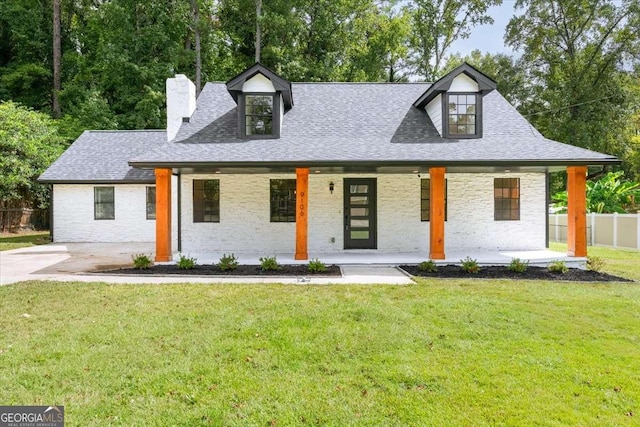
151;165;589;264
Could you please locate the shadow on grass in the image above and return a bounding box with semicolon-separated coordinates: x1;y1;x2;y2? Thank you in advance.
0;232;50;250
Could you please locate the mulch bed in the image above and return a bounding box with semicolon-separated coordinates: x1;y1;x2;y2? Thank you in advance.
399;265;633;282
99;264;342;277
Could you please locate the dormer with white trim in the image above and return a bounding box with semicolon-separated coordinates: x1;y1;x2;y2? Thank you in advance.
225;63;293;139
414;63;497;139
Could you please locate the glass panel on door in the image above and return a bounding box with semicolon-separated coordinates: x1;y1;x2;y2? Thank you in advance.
344;179;377;249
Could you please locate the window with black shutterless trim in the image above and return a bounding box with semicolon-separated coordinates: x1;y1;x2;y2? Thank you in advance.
94;187;114;220
146;186;156;220
446;93;480;138
241;94;278;137
270;179;296;222
420;179;447;221
494;178;520;220
193;180;220;222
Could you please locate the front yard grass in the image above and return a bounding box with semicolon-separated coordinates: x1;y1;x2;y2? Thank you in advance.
0;231;49;251
550;242;640;281
1;280;639;426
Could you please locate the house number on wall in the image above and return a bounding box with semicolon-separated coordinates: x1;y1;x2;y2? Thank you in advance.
299;191;305;217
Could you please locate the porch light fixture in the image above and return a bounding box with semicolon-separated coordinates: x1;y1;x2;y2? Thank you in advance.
329;182;334;194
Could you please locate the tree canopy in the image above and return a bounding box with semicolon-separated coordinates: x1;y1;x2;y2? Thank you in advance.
0;102;66;208
0;0;639;196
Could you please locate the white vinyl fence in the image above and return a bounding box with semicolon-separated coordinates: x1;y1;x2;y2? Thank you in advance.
549;213;640;250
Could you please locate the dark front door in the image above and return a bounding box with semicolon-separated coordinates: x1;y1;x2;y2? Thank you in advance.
344;178;377;249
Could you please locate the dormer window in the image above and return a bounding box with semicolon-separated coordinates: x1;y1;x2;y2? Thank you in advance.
244;94;276;136
226;63;294;140
413;63;495;140
446;93;480;138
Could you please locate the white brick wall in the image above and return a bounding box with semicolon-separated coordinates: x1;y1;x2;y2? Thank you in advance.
53;179;178;245
53;184;156;242
178;172;547;254
180;174;295;254
446;173;547;251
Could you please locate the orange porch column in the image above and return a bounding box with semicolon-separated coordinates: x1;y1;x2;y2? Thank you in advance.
429;167;446;260
295;168;309;260
567;166;587;257
155;168;172;262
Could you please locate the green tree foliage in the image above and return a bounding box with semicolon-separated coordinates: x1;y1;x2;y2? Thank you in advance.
505;0;640;162
1;0;639;196
217;0;409;82
0;102;66;208
0;0;53;109
552;172;640;213
408;0;502;81
442;50;530;106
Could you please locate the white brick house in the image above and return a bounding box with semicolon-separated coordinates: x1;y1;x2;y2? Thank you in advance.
40;63;619;261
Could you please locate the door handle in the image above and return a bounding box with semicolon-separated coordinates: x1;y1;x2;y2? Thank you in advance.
345;215;349;230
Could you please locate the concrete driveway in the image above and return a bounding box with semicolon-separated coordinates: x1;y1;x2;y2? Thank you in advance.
0;243;414;285
0;242;154;285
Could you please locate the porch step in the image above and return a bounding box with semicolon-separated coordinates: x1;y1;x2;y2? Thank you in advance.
340;265;413;284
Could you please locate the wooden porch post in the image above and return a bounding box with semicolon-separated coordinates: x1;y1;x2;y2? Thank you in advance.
295;168;309;260
155;168;172;262
429;167;446;260
567;166;587;257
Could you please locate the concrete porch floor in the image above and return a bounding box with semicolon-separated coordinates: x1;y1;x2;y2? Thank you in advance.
182;249;584;267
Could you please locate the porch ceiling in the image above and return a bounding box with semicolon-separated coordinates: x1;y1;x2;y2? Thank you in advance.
164;164;569;175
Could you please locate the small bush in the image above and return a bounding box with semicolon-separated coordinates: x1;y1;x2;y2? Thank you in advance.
132;254;152;270
508;258;529;273
418;260;438;273
460;257;480;274
218;253;239;271
548;260;569;274
177;254;197;270
308;258;327;273
259;256;281;271
587;256;606;272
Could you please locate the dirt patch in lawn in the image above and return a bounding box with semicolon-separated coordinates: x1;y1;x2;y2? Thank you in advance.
99;264;342;277
400;265;633;282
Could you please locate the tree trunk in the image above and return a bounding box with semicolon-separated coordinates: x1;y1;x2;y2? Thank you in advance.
190;0;201;97
255;0;262;63
52;0;61;118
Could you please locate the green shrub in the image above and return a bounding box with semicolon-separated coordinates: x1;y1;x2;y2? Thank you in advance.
259;256;281;271
508;258;529;273
548;260;569;274
177;254;197;270
460;257;480;274
218;253;239;271
587;256;606;272
308;258;327;273
132;254;152;270
418;260;438;273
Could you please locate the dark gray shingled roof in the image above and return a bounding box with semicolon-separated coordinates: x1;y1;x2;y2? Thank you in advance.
41;80;620;183
39;130;165;183
129;82;618;167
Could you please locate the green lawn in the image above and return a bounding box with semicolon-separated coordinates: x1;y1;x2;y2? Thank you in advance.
0;231;50;251
550;242;640;282
1;278;639;426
